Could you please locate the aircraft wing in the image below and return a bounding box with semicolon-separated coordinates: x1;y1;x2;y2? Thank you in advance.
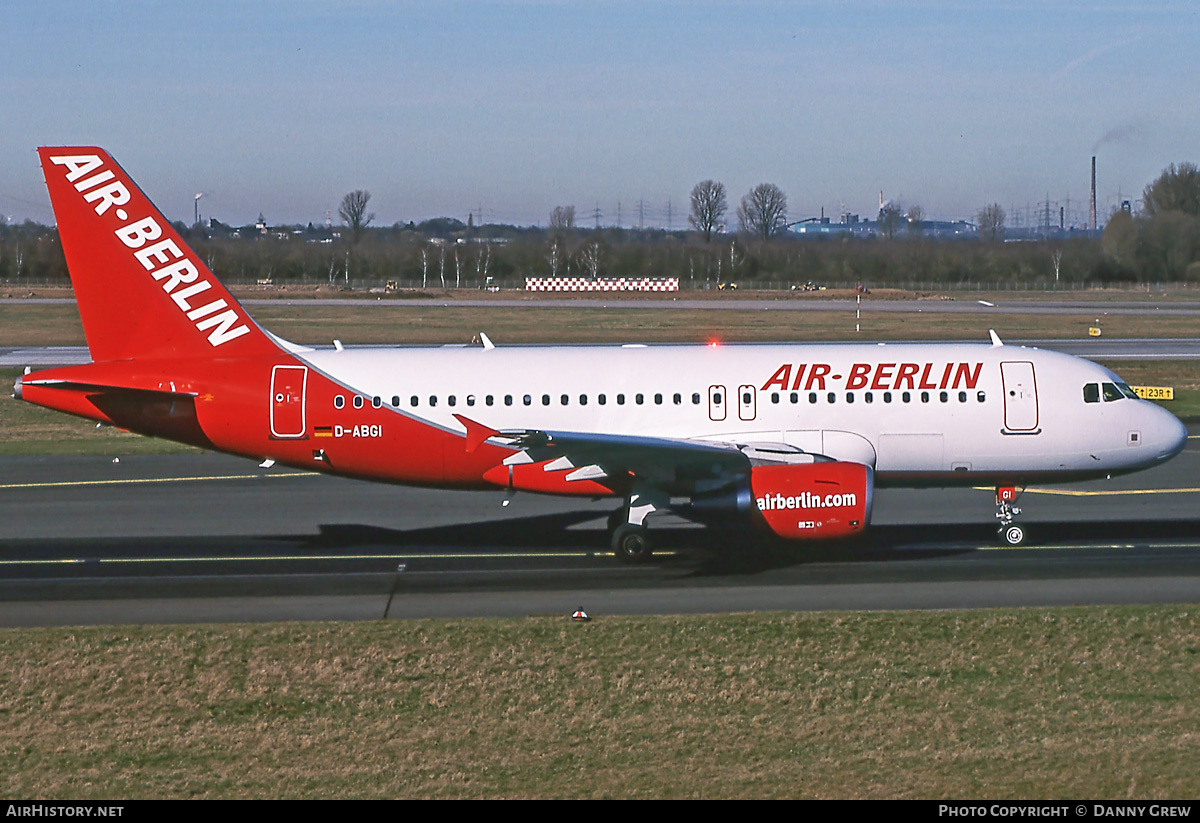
455;414;821;495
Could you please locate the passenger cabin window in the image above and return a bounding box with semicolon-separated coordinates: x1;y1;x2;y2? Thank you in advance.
372;396;382;408
673;393;681;405
636;394;644;405
428;396;437;407
391;396;400;407
523;395;531;406
599;394;606;405
486;395;494;406
618;394;626;405
447;396;456;407
655;393;663;405
505;395;513;406
353;396;364;409
410;396;418;407
334;395;345;409
693;393;702;405
1084;383;1100;403
580;394;588;405
466;395;475;407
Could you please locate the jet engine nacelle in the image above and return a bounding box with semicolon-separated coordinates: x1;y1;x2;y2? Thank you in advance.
749;462;872;539
692;462;873;540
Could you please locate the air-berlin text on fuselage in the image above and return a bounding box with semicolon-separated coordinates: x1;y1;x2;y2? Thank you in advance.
48;154;250;347
761;361;982;392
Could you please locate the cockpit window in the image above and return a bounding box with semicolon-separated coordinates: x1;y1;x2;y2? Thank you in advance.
1116;382;1139;400
1102;382;1124;402
1083;383;1100;403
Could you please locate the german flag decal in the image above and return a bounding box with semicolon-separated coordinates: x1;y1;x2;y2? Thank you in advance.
314;426;333;438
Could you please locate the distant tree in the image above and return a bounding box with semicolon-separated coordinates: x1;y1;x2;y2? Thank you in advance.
1143;162;1200;218
1101;210;1137;268
338;190;374;243
906;205;925;235
578;240;603;279
688;180;727;242
549;205;576;232
736;183;788;240
977;203;1006;242
877;203;903;239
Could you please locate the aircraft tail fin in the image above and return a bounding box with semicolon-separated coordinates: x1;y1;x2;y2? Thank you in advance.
38;147;279;363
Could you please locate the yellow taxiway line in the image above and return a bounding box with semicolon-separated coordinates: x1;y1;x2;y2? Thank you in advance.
975;485;1200;498
0;472;317;490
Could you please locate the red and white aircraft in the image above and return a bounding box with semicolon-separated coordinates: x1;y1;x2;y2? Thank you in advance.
15;147;1188;559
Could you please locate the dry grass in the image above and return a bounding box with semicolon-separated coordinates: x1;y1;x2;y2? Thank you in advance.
1;607;1197;798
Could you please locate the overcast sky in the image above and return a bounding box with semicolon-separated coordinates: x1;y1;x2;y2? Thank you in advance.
1;1;1197;229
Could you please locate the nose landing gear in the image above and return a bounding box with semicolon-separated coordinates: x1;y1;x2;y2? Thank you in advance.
995;486;1026;545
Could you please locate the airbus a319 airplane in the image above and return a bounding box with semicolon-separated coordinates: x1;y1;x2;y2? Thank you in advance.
14;147;1188;560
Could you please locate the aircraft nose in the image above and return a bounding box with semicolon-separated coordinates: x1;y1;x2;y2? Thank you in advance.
1148;405;1187;461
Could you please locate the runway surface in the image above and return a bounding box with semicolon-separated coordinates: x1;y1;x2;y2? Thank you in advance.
9;295;1200;316
3;429;1200;627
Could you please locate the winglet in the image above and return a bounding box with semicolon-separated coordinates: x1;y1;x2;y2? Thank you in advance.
453;414;499;452
989;329;1004;347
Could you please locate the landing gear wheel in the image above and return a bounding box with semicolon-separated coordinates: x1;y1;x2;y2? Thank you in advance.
607;507;626;535
1001;524;1026;546
612;524;653;564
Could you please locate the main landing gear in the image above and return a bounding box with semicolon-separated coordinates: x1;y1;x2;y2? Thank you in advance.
609;483;667;564
995;486;1026;546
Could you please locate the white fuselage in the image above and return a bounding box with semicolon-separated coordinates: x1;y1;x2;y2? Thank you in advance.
300;341;1186;485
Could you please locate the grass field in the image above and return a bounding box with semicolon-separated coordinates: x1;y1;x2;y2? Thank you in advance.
1;607;1198;799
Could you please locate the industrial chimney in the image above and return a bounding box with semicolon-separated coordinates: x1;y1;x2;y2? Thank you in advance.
1090;156;1097;231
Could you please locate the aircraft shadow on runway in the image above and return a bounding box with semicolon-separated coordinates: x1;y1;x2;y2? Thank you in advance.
289;512;1200;576
8;513;1200;584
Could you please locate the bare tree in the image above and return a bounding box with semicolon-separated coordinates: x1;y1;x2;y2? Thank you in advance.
688;180;727;242
977;203;1006;242
578;240;603;279
338;190;375;243
549;205;576;232
736;183;788;240
878;202;903;239
906;205;925;235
